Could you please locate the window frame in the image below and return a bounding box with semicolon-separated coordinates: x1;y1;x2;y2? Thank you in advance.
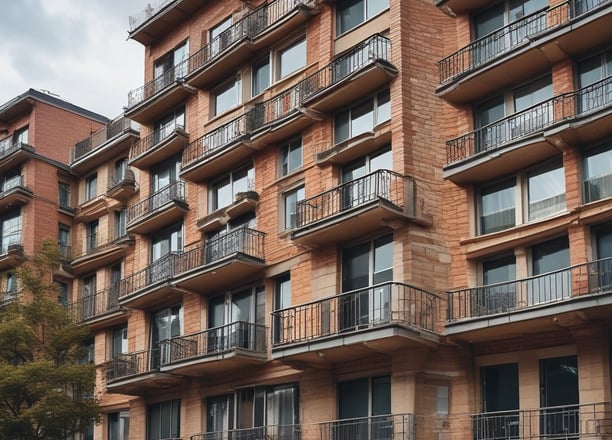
282;184;305;230
210;163;254;211
85;173;98;202
336;0;390;36
213;76;242;116
334;89;391;144
280;138;303;177
277;37;307;80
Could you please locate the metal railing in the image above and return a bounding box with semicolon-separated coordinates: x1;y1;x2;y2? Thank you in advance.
271;281;442;346
71;116;136;163
161;321;266;365
175;227;265;275
66;286;121;322
72;233;130;260
0;175;26;195
0;290;18;307
126;181;186;225
129;124;185;161
1;232;22;254
192;424;301;440
108;167;136;190
0;139;32;160
127;61;188;108
105;348;159;382
295;170;412;228
318;414;415;440
58;243;72;262
446;75;612;164
448;256;612;322
128;0;173;31
438;0;611;84
119;252;181;299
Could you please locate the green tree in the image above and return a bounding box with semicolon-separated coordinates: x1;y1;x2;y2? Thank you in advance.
0;239;100;440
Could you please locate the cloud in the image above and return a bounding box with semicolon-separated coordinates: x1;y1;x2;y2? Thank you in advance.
0;0;144;118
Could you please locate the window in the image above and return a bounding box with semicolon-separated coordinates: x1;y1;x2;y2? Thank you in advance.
85;174;97;201
111;325;128;357
337;376;391;439
147;400;180;440
114;157;128;182
59;182;71;209
151;223;183;283
153;107;185;143
479;179;516;234
205;213;256;263
210;16;233;57
57;281;69;306
337;0;390;35
154;40;189;88
252;57;270;96
341;147;392;209
475;254;517;315
1;210;21;253
211;164;254;211
577;49;612;113
13;126;28;145
151;306;182;368
335;90;390;143
584;142;612;203
109;411;130;440
5;272;17;299
151;156;183;210
477;364;519;438
283;185;305;230
527;163;566;221
436;386;449;416
529;236;570;304
82;337;95;364
214;77;241;116
115;210;127;239
278;38;307;79
280;138;302;176
273;273;291;344
58;224;71;260
86;220;98;252
82;275;96;319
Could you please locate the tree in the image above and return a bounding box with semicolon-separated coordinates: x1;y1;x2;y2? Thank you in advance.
0;239;101;440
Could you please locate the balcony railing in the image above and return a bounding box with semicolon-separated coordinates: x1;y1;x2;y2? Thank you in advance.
126;181;186;225
129;124;185;161
66;287;121;322
272;282;442;346
0;175;27;195
448;256;612;322
318;414;415;440
192;424;302;440
300;34;392;102
161;321;266;365
0;290;17;307
72;233;131;260
438;0;610;84
127;61;188;109
1;233;22;254
105;348;159;382
0;138;32;160
175;227;265;274
295;170;412;228
119;252;181;299
58;243;72;262
71;116;136;163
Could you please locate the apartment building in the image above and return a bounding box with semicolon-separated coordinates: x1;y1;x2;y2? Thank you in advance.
85;0;458;439
437;0;612;438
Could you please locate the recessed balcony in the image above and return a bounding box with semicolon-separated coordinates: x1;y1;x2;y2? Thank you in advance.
106;168;138;202
71;233;134;276
128;0;204;45
70;116;139;175
125;66;195;125
0;241;25;270
300;34;397;114
129;125;188;170
126;181;188;235
160;322;267;376
0;175;33;211
292;170;428;247
271;281;443;364
104;348;184;396
118;253;184;309
66;286;123;330
180;115;254;182
437;0;612;104
446;256;612;342
174;227;266;293
0;139;34;174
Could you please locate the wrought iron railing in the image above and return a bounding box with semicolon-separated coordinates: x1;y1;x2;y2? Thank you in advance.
295;170;413;228
0;175;26;195
161;321;266;365
127;61;188;108
126;181;186;225
175;227;265;275
72;233;131;260
128;0;173;31
438;0;611;84
191;424;302;440
105;348;159;382
119;252;181;299
448;256;612;322
71;116;136;163
1;232;22;254
0;138;32;160
271;281;442;346
318;414;415;440
129;124;185;161
66;286;121;322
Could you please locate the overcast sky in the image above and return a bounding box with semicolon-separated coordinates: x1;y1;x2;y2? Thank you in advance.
0;0;145;118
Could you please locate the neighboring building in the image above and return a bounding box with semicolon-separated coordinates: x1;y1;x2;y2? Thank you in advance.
437;0;612;438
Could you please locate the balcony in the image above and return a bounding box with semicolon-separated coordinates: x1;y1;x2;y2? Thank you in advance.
174;227;266;293
445;76;612;183
192;424;302;440
0;240;25;270
104;348;184;396
314;414;415;440
437;0;612;104
0;138;34;173
300;34;397;114
0;175;33;211
446;256;612;341
119;253;183;309
160;322;267;376
106;168;138;202
292;170;428;247
70;116;139;175
66;286;123;329
271;282;443;363
129;124;189;170
126;181;188;235
71;233;134;276
185;0;320;89
196;191;259;233
125;64;194;124
180;115;253;182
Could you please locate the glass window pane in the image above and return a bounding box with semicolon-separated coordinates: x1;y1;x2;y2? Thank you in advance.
351;100;374;137
376;89;391;124
532;236;570;275
367;0;389;19
337;0;365;35
280;39;306;78
514;76;552;112
334;110;350;143
371;376;391;416
338;378;368;418
480;180;516;234
215;79;240;115
483;255;516;284
252;59;270;96
528;165;566;220
583;146;612;202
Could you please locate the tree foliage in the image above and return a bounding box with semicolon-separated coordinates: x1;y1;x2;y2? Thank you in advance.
0;239;101;440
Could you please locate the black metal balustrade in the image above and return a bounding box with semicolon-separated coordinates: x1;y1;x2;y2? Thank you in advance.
438;0;611;84
318;414;415;440
175;227;265;275
66;286;121;322
119;252;181;299
295;170;413;228
0;175;25;193
71;116;135;163
448;256;612;322
0;138;33;160
271;282;442;346
105;348;159;382
161;321;266;365
72;233;131;260
192;424;302;440
129;124;185;161
126;181;185;225
127;62;188;108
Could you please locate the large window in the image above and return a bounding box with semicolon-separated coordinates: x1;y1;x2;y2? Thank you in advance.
86;220;98;252
577;49;612;113
214;77;241;116
1;210;21;253
278;38;306;79
109;411;130;440
337;376;391;439
147;400;180;440
527;163;566;221
337;0;390;35
475;364;520;439
584;142;612;203
210;16;232;57
211;164;254;211
154;40;189;88
474;254;517;316
529;236;570;304
85;174;97;201
252;57;271;96
59;182;71;209
273;273;291;344
280;138;302;177
154;107;185;143
111;325;128;358
115;210;127;239
479;179;516;234
283;185;305;230
151;306;182;369
335;90;390;144
151;223;183;283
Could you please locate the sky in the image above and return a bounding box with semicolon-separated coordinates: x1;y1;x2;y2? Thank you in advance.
0;0;146;118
